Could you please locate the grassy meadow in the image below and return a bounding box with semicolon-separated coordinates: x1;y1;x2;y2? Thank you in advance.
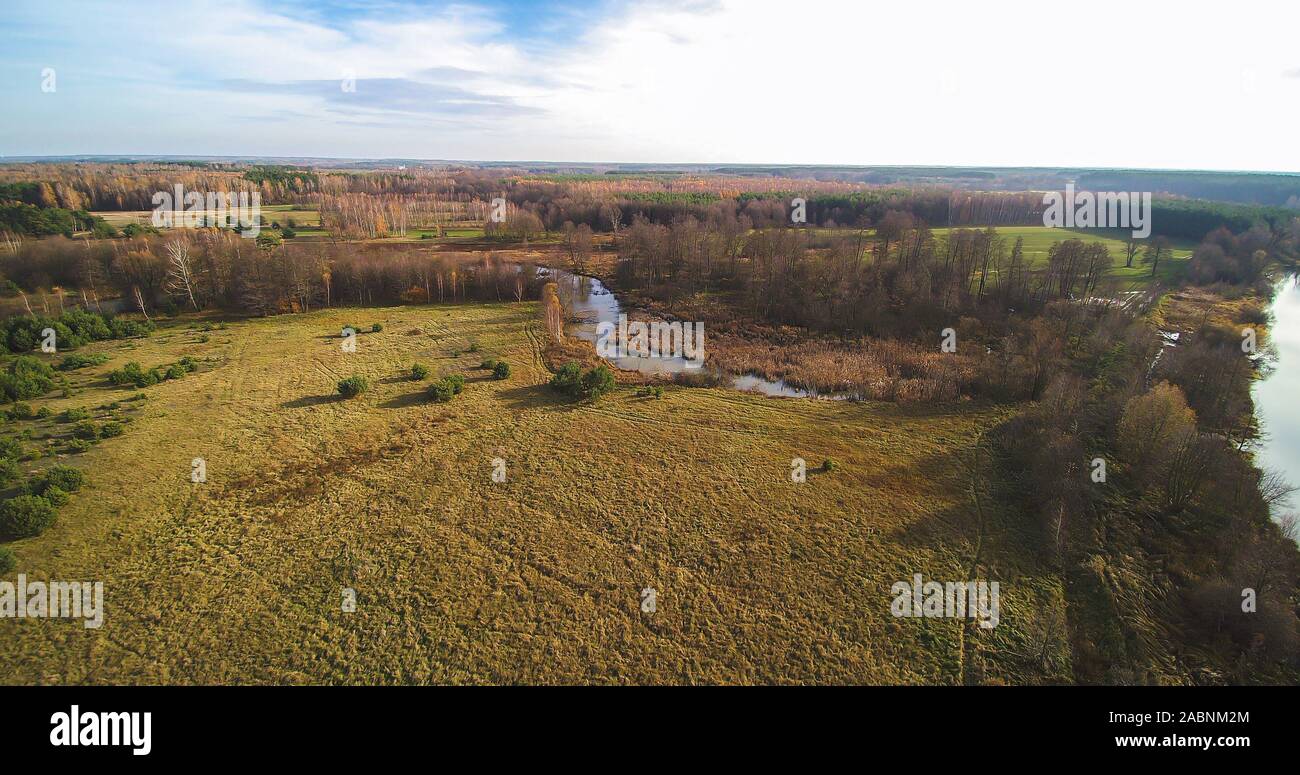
0;302;1065;684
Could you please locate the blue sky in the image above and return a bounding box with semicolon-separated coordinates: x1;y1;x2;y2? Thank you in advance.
2;0;1299;170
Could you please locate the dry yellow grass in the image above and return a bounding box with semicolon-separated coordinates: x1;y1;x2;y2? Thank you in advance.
0;303;1065;684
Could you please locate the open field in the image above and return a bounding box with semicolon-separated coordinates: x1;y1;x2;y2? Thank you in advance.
0;303;1061;684
91;204;322;229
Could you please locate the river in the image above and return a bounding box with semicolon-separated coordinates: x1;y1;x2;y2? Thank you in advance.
552;269;831;398
1251;274;1300;526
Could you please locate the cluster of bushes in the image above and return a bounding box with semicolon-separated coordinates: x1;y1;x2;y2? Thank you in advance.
427;374;465;403
0;356;56;402
0;461;84;541
57;352;109;370
550;362;615;400
337;375;369;398
108;356;197;388
479;359;511;380
1;308;154;354
636;385;666;399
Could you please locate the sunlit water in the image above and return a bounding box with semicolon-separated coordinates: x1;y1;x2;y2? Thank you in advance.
549;269;836;398
1251;274;1300;527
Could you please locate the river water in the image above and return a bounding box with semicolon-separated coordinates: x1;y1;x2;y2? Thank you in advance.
552;269;825;397
1252;274;1300;524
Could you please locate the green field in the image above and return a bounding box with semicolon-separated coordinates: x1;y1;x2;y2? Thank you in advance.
929;226;1195;286
0;303;1064;684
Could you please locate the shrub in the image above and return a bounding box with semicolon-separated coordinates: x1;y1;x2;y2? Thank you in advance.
0;356;56;401
99;421;124;438
35;406;52;419
337;375;369;398
0;458;20;488
480;359;498;370
42;486;70;507
492;361;511;380
822;458;838;472
0;545;14;574
371;323;383;333
549;362;583;396
0;495;56;540
63;439;90;453
427;380;455;403
466;342;480;353
108;361;158;388
31;464;85;494
8;402;36;420
61;407;91;423
165;363;187;380
0;437;22;460
410;363;430;381
73;421;99;440
107;317;156;339
580;365;615;399
57;353;109;371
445;374;466;394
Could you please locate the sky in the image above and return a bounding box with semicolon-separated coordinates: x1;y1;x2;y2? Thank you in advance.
2;0;1299;171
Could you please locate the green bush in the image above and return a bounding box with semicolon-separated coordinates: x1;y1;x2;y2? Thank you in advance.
63;439;90;454
107;317;156;339
0;495;56;540
8;402;36;420
427;380;456;403
466;342;480;353
99;421;124;438
165;363;187;380
410;363;430;381
36;406;52;419
57;353;109;371
549;362;614;400
492;361;511;380
42;486;70;507
108;361;158;388
549;362;583;395
0;458;20;488
822;458;838;472
29;464;85;495
0;356;56;401
445;374;466;394
62;407;91;423
0;545;14;574
0;437;22;461
73;421;99;440
371;323;383;333
580;365;615;399
480;358;498;370
337;375;369;398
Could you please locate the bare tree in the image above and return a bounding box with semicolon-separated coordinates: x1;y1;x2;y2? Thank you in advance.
164;240;200;310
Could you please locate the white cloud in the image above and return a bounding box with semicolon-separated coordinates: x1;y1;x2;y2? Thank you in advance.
4;0;1300;169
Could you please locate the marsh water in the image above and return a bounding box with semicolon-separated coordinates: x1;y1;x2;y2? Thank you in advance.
1251;274;1300;526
